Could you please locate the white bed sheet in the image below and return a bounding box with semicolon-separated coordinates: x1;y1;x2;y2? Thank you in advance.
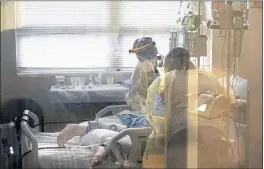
38;145;96;168
33;132;96;168
35;132;80;147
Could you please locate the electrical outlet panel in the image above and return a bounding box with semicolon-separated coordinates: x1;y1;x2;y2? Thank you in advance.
189;34;207;57
234;16;244;29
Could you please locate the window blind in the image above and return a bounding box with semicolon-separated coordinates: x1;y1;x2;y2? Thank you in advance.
16;1;115;73
15;1;185;74
116;1;181;67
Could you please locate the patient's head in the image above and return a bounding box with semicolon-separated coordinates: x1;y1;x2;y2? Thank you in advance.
129;37;158;72
164;47;195;72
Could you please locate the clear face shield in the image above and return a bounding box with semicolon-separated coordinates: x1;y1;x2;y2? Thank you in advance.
156;53;165;67
136;55;157;73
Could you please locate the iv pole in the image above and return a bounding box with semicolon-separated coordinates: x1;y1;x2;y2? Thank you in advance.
225;1;234;102
197;1;201;68
226;28;231;102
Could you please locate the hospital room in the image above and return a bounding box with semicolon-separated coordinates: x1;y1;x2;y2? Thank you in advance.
0;0;262;168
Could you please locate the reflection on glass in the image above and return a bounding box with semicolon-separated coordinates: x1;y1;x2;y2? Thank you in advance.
18;35;112;68
71;77;78;87
78;77;86;88
106;76;114;85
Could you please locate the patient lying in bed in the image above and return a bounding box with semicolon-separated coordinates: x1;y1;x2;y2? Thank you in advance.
57;110;150;147
55;113;148;167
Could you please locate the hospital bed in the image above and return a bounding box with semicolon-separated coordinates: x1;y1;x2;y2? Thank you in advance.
20;97;248;168
20;109;152;168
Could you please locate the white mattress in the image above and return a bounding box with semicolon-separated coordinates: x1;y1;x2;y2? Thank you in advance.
36;132;80;147
38;145;96;168
33;132;96;168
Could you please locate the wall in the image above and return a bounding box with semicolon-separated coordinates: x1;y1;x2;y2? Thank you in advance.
1;2;53;110
1;2;129;131
211;8;262;168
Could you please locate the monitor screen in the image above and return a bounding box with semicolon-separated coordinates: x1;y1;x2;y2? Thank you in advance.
197;104;208;112
181;16;190;25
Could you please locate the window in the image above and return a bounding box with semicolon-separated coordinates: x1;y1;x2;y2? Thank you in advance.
15;1;184;75
16;1;116;75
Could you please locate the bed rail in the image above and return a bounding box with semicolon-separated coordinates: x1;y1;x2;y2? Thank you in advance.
96;105;132;119
105;127;153;168
21;110;39;168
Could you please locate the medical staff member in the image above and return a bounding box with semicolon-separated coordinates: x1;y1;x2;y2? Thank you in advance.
89;47;218;167
142;47;225;168
125;62;141;112
57;37;162;146
126;37;163;112
91;47;237;168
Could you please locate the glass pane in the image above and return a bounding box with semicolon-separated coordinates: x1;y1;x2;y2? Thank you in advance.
17;34;113;68
18;1;110;27
119;1;180;29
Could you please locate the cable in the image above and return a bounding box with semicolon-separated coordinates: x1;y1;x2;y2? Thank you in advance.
15;114;31;121
220;29;227;86
230;78;241;168
231;29;238;89
32;119;93;128
18;150;32;168
218;24;244;169
15;114;31;126
229;28;244;167
219;28;240;166
15;114;92;129
18;146;67;168
229;115;240;167
15;116;94;129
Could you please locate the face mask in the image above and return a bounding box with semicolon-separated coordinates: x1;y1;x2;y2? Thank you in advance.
150;58;157;66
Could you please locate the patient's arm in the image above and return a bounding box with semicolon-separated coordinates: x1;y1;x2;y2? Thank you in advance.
91;146;108;167
91;137;131;167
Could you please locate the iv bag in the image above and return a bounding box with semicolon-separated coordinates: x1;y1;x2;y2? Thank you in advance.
204;1;214;22
169;29;189;50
